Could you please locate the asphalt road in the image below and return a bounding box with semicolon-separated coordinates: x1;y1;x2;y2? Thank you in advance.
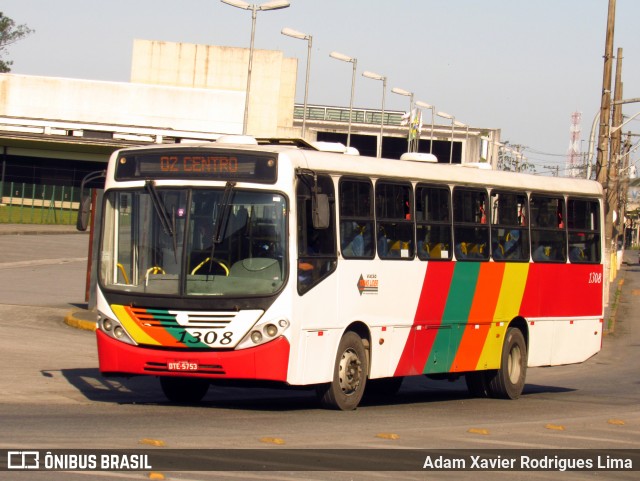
0;231;639;481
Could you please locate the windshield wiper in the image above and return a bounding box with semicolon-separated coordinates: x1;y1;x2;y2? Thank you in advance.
145;180;178;262
209;182;236;266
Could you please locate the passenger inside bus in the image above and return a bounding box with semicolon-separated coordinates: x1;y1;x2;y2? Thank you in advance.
532;245;553;262
377;225;389;257
493;229;523;260
342;222;370;257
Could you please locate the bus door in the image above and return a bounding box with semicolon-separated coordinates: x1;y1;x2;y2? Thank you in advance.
293;172;339;384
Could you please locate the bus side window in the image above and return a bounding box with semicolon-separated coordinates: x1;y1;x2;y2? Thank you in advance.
567;198;601;263
490;191;529;262
296;173;337;295
416;184;452;260
530;194;567;263
375;181;414;260
339;178;374;259
452;187;489;261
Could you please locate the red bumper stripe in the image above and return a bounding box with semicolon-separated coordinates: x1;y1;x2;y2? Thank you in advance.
96;330;290;382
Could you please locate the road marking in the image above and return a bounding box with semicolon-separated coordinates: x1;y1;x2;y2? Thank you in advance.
139;438;166;447
468;428;490;435
376;433;400;440
259;437;285;445
545;424;565;431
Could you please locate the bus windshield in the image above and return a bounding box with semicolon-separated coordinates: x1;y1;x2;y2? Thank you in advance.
100;187;287;297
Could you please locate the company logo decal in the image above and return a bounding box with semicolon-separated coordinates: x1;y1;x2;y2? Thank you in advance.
357;274;378;295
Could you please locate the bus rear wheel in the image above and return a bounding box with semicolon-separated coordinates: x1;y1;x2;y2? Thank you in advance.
486;327;527;399
160;377;210;403
317;331;368;410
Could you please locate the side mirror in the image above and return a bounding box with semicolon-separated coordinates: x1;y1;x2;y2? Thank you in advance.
76;170;106;232
312;193;330;229
76;196;92;232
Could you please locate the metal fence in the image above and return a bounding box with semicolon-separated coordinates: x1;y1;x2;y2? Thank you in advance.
0;182;79;224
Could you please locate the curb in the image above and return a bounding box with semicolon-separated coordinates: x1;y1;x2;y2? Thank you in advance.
606;278;624;335
64;310;97;332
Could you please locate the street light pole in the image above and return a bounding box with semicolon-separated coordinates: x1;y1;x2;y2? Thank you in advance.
437;111;455;163
416;101;434;154
391;87;414;152
282;27;312;138
221;0;290;135
329;52;357;148
362;71;386;158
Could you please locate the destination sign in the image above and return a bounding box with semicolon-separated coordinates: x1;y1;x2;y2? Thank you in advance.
115;149;277;183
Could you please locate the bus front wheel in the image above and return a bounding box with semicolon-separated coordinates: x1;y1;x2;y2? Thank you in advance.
160;377;210;403
317;331;368;410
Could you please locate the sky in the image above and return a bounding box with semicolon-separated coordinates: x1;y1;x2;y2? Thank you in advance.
2;0;640;175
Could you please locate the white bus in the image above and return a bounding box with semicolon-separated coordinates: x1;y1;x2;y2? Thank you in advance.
83;136;604;410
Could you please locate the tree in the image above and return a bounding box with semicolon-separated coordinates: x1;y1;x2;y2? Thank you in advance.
497;142;536;173
0;12;34;73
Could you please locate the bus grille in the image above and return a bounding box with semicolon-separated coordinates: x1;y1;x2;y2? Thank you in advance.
129;307;236;329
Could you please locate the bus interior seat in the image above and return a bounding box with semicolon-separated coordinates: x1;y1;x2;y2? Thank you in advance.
343;233;364;257
429;243;443;258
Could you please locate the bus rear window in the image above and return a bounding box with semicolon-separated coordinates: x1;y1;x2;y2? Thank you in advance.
567;198;601;263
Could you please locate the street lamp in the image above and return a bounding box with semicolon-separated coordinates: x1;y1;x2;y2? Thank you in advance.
437;111;455;163
391;87;414;152
362;70;387;158
221;0;291;135
282;27;312;138
329;51;357;148
416;101;435;154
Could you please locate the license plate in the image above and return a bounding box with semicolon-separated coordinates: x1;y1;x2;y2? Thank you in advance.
167;360;198;371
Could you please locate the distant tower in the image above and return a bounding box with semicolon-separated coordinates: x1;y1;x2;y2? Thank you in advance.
566;111;582;178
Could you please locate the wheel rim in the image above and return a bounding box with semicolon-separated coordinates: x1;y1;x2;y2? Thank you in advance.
507;344;522;384
338;347;362;395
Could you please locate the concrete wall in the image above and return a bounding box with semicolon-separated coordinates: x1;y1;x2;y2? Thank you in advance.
0;73;244;134
130;39;298;137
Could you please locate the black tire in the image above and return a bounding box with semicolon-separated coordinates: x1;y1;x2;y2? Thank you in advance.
160;377;210;403
485;327;527;399
317;331;368;410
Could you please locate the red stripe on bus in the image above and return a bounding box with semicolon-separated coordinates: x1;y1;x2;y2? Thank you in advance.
394;262;455;376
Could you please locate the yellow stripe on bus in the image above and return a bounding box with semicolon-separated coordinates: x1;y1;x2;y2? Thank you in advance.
111;304;161;346
475;263;529;370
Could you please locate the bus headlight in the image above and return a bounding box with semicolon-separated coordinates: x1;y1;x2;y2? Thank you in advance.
99;316;135;345
251;331;263;344
239;318;290;349
264;324;278;337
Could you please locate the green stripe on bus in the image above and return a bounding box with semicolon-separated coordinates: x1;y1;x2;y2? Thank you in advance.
151;309;208;348
423;262;480;374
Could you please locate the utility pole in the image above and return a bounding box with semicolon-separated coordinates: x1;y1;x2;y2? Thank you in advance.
543;165;560;177
595;0;616;288
618;132;632;247
610;47;624;247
